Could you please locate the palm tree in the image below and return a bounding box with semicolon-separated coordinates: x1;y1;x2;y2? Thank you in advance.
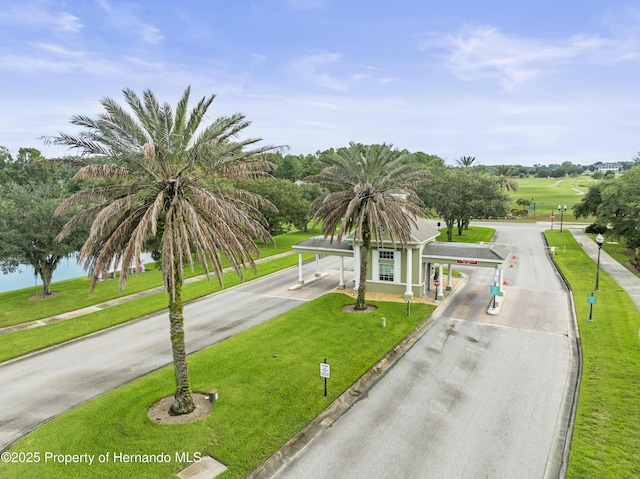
50;87;277;415
493;164;519;192
455;156;476;167
310;143;425;310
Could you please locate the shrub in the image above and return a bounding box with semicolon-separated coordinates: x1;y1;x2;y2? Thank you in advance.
585;223;607;234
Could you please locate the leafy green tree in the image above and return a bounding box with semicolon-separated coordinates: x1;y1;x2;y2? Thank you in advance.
274;155;303;181
0;147;53;185
309;143;424;310
0;182;86;295
237;178;310;234
0;146;11;170
536;166;551;178
597;168;640;248
49;87;276;415
419;167;508;240
573;183;603;219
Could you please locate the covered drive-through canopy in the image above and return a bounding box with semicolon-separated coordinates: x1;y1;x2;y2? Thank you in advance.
291;226;511;300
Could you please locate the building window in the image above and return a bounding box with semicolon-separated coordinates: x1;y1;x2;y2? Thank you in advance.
379;263;394;281
379;250;394;260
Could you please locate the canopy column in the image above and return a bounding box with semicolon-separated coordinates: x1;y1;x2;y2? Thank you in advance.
353;244;360;290
297;253;304;284
404;247;414;300
437;263;444;299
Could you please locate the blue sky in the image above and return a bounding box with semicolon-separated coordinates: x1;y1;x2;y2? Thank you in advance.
1;0;639;166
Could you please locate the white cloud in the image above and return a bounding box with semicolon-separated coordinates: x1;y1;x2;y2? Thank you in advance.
0;49;124;75
291;51;375;91
420;24;637;89
250;53;267;65
0;3;83;32
95;0;163;44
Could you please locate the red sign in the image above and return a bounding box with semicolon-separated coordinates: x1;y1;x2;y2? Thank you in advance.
456;259;478;265
550;214;556;220
434;280;440;286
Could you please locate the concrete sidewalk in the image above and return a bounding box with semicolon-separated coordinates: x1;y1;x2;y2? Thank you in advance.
568;227;640;313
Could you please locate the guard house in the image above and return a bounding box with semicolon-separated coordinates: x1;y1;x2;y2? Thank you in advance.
291;217;510;299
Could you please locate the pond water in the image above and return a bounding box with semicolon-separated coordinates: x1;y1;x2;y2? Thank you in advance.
0;254;154;294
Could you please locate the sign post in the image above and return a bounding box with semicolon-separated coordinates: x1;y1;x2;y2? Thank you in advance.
587;293;596;321
320;359;330;396
490;285;500;308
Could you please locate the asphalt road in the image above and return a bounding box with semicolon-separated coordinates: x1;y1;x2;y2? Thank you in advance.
0;256;350;452
272;223;577;479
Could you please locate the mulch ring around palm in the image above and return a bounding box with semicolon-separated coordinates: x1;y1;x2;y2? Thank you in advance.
148;393;213;424
341;303;378;313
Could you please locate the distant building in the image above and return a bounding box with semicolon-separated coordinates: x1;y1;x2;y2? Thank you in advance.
595;163;622;173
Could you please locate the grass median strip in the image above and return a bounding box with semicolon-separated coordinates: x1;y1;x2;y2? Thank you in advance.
0;294;434;479
0;254;313;363
546;230;640;479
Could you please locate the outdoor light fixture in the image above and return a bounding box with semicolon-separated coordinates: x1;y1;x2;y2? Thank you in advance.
558;204;567;232
595;233;604;290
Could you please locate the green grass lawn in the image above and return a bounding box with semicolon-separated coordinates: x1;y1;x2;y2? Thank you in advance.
546;230;640;478
436;226;495;243
506;176;599;223
0;229;319;329
0;294;435;479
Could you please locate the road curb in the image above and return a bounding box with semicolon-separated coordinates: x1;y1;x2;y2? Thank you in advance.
541;232;582;479
245;277;468;479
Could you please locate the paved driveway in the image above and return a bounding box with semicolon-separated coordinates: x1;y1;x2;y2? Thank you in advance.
271;223;578;479
0;257;350;452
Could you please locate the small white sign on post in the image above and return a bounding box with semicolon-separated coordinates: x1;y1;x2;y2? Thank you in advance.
320;362;331;379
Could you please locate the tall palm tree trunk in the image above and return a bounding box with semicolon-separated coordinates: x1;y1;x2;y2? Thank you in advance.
355;224;371;311
168;272;195;415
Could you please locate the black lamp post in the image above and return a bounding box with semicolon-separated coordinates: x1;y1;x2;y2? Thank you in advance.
595;233;604;290
558;204;567;232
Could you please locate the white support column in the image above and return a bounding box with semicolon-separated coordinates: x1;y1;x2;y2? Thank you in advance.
499;268;505;295
338;256;345;289
424;263;429;295
404;248;413;299
315;254;321;277
297;253;304;284
353;245;360;290
437;263;444;299
447;265;453;291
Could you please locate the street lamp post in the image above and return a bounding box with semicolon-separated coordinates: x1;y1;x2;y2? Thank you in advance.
558;204;567;232
595;233;604;290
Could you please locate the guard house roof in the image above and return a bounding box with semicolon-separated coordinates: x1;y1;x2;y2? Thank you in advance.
344;216;440;246
422;242;511;265
292;236;354;256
